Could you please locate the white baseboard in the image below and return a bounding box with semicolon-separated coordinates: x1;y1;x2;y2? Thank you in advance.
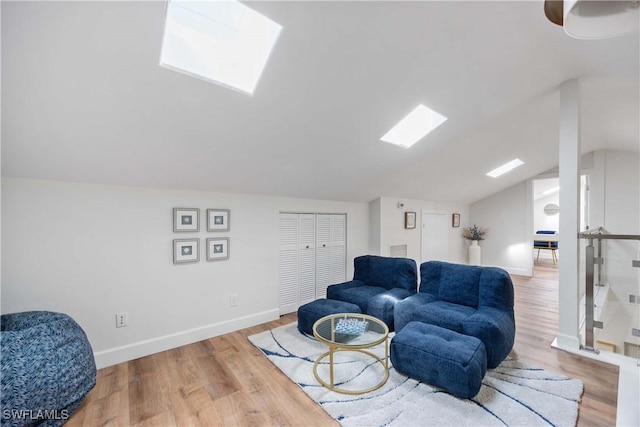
94;309;280;369
481;263;531;277
501;266;531;276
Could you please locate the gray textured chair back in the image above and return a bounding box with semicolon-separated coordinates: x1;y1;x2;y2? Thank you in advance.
354;255;417;291
419;261;514;312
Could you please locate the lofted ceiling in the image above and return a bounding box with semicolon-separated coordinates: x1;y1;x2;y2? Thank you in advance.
2;1;639;204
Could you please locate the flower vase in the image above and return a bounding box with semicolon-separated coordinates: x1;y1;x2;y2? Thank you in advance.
469;240;481;265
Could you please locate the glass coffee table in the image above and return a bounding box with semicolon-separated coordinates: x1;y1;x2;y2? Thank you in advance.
312;313;389;395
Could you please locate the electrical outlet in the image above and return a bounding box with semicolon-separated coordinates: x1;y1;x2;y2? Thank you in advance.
116;312;128;328
229;294;238;307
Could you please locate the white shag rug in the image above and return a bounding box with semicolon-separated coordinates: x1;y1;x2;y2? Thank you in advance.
248;322;584;427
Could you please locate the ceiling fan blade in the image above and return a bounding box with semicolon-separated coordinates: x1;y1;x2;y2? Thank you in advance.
544;0;564;26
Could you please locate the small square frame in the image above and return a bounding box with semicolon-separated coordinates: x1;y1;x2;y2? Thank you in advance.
207;237;230;261
207;209;230;232
173;208;199;232
173;239;199;264
404;212;416;229
452;213;461;228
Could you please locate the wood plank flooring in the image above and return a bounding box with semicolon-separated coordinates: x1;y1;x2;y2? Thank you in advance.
67;265;618;426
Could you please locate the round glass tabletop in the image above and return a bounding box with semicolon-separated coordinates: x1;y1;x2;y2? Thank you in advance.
313;313;388;348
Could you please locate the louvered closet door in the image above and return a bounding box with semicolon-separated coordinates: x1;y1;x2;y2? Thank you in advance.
298;214;317;306
330;214;347;284
315;214;332;299
279;214;299;314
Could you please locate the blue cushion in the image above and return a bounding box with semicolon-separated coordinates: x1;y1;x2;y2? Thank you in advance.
1;311;96;426
534;230;558;248
353;255;417;291
391;322;487;399
478;267;515;312
394;292;438;332
463;308;516;369
534;241;558;248
366;288;416;331
297;299;361;335
407;301;475;333
327;283;387;313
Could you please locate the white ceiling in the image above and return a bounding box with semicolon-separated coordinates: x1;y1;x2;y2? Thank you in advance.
2;1;639;204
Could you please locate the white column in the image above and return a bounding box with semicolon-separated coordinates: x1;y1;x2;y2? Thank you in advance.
557;79;581;349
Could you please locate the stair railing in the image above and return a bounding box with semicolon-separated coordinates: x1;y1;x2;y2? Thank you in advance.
578;227;640;353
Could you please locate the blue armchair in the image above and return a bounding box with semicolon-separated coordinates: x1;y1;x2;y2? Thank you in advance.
327;255;417;331
394;261;515;368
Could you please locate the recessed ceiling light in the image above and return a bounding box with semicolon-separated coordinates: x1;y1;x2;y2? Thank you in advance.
160;0;282;95
486;159;524;178
380;104;447;148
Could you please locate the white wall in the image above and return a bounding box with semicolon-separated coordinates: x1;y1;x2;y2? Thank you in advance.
370;196;468;267
1;178;369;368
469;181;532;276
534;193;560;232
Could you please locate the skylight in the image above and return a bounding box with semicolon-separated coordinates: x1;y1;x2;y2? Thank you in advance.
380;104;447;148
160;0;282;95
541;186;560;196
486;159;524;178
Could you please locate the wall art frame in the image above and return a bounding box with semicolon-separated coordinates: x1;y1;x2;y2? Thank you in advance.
207;237;230;261
173;208;199;232
207;209;230;232
452;213;461;227
173;238;199;264
404;212;416;229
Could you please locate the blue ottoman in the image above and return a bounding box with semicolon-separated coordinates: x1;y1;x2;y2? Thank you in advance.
297;299;361;335
390;321;487;399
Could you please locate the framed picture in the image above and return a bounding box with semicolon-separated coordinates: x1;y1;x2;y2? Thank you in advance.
452;213;461;227
207;237;230;261
404;212;416;229
173;208;199;232
207;209;230;232
173;239;199;264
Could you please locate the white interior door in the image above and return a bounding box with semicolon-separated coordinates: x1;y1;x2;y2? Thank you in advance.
421;212;449;263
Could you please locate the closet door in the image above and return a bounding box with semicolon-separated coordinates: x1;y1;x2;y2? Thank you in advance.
297;214;317;306
330;214;347;284
279;212;347;315
279;213;299;315
315;214;332;299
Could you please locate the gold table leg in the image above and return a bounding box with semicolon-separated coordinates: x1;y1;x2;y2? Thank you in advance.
312;339;389;395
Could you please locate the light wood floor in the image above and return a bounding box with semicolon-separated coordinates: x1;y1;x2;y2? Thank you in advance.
67;265;618;426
